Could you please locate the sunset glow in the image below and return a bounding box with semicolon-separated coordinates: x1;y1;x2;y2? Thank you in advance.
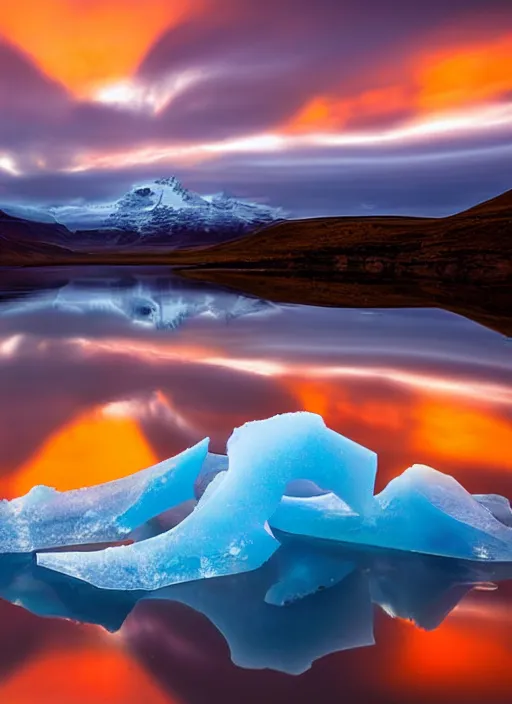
0;0;509;211
0;0;193;97
391;615;512;692
8;406;157;497
0;646;172;704
0;2;510;700
289;32;512;133
70;336;512;406
1;333;510;505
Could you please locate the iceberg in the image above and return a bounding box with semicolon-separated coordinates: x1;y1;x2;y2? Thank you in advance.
27;411;512;591
193;452;228;500
37;413;377;590
474;494;512;527
0;439;208;553
271;464;512;561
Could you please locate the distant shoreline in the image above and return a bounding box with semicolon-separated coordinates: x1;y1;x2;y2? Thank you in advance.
1;189;510;336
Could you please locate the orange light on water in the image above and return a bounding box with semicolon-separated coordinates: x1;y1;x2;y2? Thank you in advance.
289;378;407;435
7;406;157;498
291;379;332;419
412;399;512;472
390;615;512;692
286;377;512;492
0;646;173;704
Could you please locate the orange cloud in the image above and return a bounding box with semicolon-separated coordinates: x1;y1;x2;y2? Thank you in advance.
288;31;512;133
0;0;195;97
289;86;411;132
7;405;157;498
416;33;512;113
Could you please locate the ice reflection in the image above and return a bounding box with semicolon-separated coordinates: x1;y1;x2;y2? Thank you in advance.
1;538;511;675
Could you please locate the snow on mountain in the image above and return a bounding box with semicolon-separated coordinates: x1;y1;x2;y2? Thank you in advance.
48;177;284;238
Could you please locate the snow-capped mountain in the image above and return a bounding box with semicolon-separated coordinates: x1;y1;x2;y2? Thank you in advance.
48;177;284;242
0;176;284;251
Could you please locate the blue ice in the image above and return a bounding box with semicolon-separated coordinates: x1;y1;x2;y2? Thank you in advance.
37;413;377;589
0;439;208;552
271;464;512;561
473;494;512;527
6;540;512;673
31;411;512;590
148;556;374;674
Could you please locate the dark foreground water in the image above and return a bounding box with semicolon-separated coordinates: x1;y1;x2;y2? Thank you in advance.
0;266;510;704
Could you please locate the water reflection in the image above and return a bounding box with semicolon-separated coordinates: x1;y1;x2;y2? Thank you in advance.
1;539;511;676
0;266;511;703
0;271;278;331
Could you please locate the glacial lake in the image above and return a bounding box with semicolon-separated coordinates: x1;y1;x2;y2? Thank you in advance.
0;266;510;704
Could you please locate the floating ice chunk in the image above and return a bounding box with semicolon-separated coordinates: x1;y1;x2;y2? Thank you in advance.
271;464;512;561
474;494;512;527
128;499;197;542
37;413;377;590
35;412;512;590
1;439;208;553
193;453;228;500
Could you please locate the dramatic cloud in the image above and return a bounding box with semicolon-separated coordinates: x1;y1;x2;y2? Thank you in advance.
0;0;510;214
0;0;197;96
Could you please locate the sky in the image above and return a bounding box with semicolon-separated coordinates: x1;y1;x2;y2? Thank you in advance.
0;0;510;216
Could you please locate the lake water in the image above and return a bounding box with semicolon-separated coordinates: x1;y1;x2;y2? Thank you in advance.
0;266;510;704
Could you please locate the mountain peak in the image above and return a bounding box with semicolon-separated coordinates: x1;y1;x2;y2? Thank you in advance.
154;176;182;189
41;175;284;243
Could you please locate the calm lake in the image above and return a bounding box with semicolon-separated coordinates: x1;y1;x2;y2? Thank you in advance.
0;266;510;704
